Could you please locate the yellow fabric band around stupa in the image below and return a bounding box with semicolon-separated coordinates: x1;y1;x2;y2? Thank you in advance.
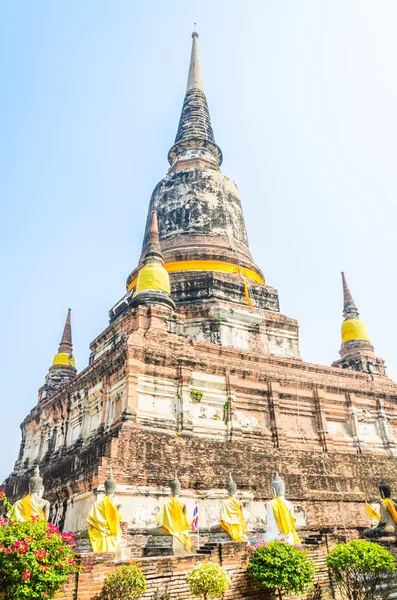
52;353;76;368
128;260;264;292
341;318;371;344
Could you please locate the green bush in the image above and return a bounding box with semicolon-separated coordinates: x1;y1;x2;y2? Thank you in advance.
98;564;147;600
327;539;396;600
186;562;231;599
248;540;315;595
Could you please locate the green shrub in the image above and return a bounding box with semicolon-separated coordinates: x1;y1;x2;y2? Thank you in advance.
186;562;231;599
98;564;147;600
248;540;315;595
327;539;396;600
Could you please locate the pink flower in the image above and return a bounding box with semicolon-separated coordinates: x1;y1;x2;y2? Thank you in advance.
47;522;60;534
61;532;74;542
34;549;47;561
21;570;31;580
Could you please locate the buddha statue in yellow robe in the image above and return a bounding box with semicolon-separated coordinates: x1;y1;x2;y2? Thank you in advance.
364;481;397;539
155;473;192;552
219;473;248;542
265;472;300;544
87;470;122;553
13;466;50;522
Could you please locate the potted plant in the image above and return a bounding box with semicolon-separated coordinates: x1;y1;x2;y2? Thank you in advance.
186;562;231;599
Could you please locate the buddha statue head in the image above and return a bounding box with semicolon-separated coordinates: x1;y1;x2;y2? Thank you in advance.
379;481;392;499
271;472;285;498
227;472;237;497
170;472;181;497
104;469;116;497
29;466;43;496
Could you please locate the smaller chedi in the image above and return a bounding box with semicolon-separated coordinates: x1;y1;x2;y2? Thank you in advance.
219;473;248;542
13;466;50;521
364;481;397;539
87;469;122;552
265;472;300;544
155;472;192;552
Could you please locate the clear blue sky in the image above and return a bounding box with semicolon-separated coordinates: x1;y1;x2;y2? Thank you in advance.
1;0;397;482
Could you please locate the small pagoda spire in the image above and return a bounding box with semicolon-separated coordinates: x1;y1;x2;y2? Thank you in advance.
142;211;163;267
168;32;222;168
131;212;175;310
39;310;77;401
52;309;76;368
332;272;386;376
57;308;73;354
341;272;359;320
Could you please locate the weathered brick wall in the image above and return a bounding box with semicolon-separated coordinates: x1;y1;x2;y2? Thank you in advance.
61;539;335;600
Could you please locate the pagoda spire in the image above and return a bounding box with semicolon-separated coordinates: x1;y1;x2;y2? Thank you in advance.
332;273;386;376
131;211;175;310
341;272;359;320
39;310;77;401
142;211;163;267
168;32;222;168
186;31;204;92
57;308;73;354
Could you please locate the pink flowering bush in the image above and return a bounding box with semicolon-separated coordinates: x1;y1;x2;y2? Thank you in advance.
0;489;87;599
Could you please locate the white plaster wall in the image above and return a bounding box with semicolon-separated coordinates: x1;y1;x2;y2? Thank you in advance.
59;486;306;534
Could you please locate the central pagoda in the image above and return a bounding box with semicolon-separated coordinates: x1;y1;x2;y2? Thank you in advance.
5;33;397;544
115;32;300;359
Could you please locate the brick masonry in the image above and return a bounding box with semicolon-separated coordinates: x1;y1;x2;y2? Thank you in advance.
60;537;338;600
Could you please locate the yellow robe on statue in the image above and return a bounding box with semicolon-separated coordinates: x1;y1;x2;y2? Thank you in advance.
13;494;45;521
220;496;248;542
383;498;397;525
87;495;122;553
270;497;301;544
156;497;192;551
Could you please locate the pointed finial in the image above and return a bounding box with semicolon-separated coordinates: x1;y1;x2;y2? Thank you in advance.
58;309;73;354
341;272;359;320
142;211;163;267
187;29;204;92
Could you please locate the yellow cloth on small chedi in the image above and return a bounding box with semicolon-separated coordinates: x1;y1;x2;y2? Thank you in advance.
87;470;122;553
12;467;50;522
219;473;248;542
265;472;300;544
156;495;192;552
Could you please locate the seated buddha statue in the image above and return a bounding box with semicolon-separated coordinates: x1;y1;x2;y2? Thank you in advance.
154;472;192;552
218;473;248;542
265;472;300;544
364;481;397;539
87;469;122;552
13;466;50;521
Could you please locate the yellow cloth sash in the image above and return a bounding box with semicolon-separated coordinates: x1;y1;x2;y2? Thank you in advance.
13;494;45;522
156;497;192;551
87;496;122;553
127;260;264;292
366;502;381;521
220;496;248;542
383;499;397;526
270;497;300;544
